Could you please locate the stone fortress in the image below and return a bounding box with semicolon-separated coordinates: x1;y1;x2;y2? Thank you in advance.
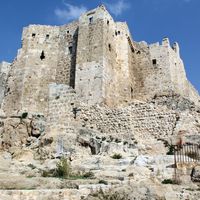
1;4;199;115
0;5;200;200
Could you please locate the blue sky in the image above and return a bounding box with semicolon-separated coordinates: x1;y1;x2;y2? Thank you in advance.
0;0;199;92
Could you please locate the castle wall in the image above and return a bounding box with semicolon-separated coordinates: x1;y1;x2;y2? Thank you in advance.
103;21;132;106
128;41;150;100
114;23;132;103
47;83;178;143
148;38;175;96
1;5;199;117
75;6;105;105
78;102;177;141
3;22;78;115
0;62;10;107
56;22;79;87
149;38;199;104
46;83;77;152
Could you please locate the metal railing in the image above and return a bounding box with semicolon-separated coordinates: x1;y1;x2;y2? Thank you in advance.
174;144;200;164
173;144;200;182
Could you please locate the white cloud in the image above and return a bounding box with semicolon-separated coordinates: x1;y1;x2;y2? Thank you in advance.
105;0;130;17
55;2;87;23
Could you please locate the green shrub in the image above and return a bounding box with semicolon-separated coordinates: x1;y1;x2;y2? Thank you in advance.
162;179;175;184
42;157;95;180
27;164;36;169
83;171;95;178
21;112;28;119
111;153;122;159
54;157;71;178
128;173;133;177
98;180;108;185
166;144;174;155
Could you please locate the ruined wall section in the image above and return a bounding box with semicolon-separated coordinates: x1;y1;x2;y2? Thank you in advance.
77;102;177;141
46;87;178;147
46;83;77;153
0;62;10;107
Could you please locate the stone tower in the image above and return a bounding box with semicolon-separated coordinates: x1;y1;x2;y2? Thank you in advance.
75;5;132;106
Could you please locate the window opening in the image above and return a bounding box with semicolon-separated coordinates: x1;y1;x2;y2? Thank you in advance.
152;59;157;65
131;87;133;98
108;44;111;51
69;46;73;54
89;17;93;24
40;51;45;60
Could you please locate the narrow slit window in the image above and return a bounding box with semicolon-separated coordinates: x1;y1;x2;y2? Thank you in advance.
32;33;36;38
131;87;133;98
107;20;109;25
108;44;111;51
69;46;73;54
89;17;93;24
46;34;49;39
40;51;45;60
152;59;157;65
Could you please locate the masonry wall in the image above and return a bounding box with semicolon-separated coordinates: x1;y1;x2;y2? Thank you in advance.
46;86;178;145
75;5;133;107
149;38;199;104
1;5;199;116
148;38;175;96
46;83;77;153
0;62;10;107
102;21;132;106
75;6;105;105
78;102;177;141
3;22;78;115
56;22;79;87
